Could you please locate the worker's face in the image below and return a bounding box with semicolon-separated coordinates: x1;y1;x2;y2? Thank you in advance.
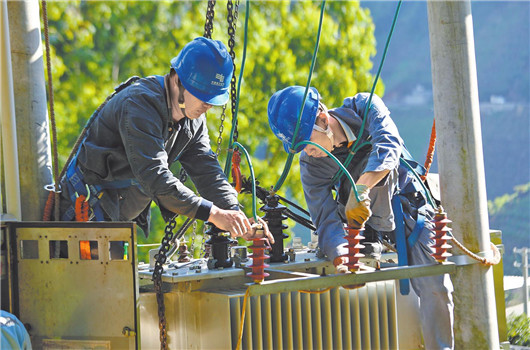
183;90;213;119
304;109;333;158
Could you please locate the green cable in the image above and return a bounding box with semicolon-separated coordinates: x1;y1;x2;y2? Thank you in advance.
296;141;360;202
331;0;402;185
273;0;326;193
232;141;258;221
224;0;251;176
399;158;436;208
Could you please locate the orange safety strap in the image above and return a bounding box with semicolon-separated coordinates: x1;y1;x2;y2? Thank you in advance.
231;149;242;193
75;195;89;222
421;118;436;181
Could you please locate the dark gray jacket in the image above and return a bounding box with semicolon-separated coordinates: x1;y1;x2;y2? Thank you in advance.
70;76;238;233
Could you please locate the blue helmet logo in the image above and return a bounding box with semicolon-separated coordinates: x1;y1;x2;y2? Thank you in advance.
268;86;320;153
171;37;233;106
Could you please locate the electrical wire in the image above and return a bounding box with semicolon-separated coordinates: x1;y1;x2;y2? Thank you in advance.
273;0;327;193
232;141;258;221
332;0;402;185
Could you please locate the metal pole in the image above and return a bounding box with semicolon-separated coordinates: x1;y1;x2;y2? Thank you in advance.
427;1;499;348
515;247;529;316
1;1;22;220
7;0;53;221
523;248;529;316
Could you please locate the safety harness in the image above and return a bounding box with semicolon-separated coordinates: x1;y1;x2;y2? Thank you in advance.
393;146;430;295
62;75;152;221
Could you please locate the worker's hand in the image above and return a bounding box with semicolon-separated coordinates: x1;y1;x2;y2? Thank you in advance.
208;206;252;239
242;217;275;245
345;184;372;229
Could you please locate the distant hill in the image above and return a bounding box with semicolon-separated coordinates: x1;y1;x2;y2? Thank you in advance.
360;1;529;103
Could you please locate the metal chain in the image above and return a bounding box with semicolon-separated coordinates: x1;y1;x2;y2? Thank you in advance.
215;106;227;156
200;223;208;258
189;220;198;256
227;0;240;144
178;167;188;183
153;217;177;350
203;0;216;39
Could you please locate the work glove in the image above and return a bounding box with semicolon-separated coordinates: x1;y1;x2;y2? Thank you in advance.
345;184;371;229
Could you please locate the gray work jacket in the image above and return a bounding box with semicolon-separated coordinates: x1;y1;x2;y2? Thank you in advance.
300;93;419;261
72;76;238;233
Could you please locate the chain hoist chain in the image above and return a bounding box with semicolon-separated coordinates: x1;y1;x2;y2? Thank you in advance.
200;223;209;258
203;0;216;39
215;105;227;156
189;220;198;256
153;217;177;350
178;167;188;184
227;0;240;144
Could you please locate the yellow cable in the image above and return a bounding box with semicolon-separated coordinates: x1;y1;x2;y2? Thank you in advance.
299;286;333;294
236;287;250;350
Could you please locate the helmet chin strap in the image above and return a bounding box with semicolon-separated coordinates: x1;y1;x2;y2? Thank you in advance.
313;123;334;145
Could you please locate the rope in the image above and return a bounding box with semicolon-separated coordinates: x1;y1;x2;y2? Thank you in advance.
41;0;61;221
451;237;501;266
235;287;250;350
421;118;436;181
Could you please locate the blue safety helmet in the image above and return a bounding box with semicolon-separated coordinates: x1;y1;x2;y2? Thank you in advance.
267;86;320;153
171;37;233;106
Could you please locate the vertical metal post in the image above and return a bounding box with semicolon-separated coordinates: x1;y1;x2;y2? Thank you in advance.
427;1;500;348
523;248;529;316
7;0;53;220
514;247;529;316
1;1;22;220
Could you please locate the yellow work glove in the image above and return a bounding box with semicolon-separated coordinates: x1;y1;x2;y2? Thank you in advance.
345;184;371;229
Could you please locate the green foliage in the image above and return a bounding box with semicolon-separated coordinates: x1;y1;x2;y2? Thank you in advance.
487;183;530;276
43;1;379;262
507;313;530;346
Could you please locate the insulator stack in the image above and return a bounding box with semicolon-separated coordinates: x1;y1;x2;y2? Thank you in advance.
344;226;365;272
261;195;289;262
431;206;453;263
247;238;270;283
205;225;234;269
177;243;191;263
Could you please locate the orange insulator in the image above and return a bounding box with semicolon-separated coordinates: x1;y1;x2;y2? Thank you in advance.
231;150;242;193
431;206;452;263
343;226;365;272
247;238;270;283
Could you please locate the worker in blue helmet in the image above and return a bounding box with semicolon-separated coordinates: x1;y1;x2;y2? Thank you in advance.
268;86;454;349
56;37;272;244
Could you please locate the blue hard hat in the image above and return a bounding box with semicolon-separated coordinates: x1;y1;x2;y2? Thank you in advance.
267;86;320;153
171;37;233;106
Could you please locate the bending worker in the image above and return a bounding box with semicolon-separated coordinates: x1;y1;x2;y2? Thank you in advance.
57;37;272;242
267;86;453;349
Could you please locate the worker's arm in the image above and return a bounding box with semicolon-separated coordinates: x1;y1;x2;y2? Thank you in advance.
342;93;403;175
342;93;401;228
